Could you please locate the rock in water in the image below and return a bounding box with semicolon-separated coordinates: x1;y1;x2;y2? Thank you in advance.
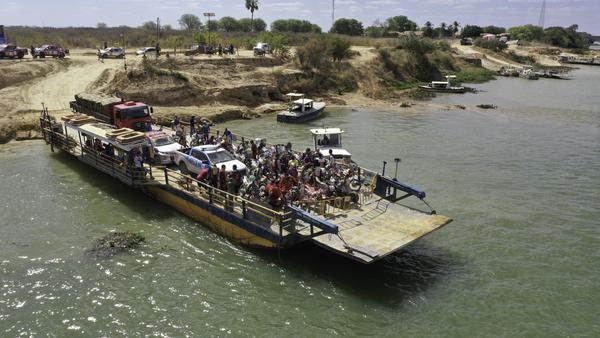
477;104;497;109
86;232;145;258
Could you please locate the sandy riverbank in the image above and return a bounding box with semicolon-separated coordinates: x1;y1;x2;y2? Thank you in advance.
1;42;591;144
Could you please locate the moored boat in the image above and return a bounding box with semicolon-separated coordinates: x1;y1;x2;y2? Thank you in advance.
418;75;466;93
277;93;326;123
519;66;539;80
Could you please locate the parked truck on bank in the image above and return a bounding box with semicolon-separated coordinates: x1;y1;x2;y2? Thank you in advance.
69;93;153;131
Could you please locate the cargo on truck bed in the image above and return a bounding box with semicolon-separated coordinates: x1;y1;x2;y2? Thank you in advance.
69;92;153;131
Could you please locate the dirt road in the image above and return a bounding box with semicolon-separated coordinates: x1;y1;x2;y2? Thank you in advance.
0;55;122;115
452;42;516;70
23;56;120;112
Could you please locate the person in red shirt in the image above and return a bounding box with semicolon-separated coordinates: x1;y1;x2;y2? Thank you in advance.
279;172;297;194
268;184;282;210
218;164;228;190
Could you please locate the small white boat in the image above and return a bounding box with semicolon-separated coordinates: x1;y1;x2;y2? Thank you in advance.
419;75;466;93
277;93;326;123
519;66;539;80
310;127;352;164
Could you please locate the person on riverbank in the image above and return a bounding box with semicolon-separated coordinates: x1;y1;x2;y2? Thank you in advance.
189;116;196;136
172;115;180;131
202;122;210;141
223;128;233;144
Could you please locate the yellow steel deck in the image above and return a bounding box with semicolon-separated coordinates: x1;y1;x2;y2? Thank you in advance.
301;197;452;263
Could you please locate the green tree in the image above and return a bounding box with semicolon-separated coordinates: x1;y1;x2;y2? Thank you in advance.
451;21;460;35
140;21;158;31
219;16;239;32
271;19;321;33
366;26;385;38
207;20;220;32
253;18;267;32
544;26;589;48
385;16;417;32
178;14;202;31
330;18;364;36
483;25;506;35
245;0;259;32
460;25;483;38
296;38;329;71
271;19;289;32
193;31;206;45
96;22;108;29
166;35;185;54
507;24;544;41
439;22;447;38
328;37;351;62
422;21;435;38
237;18;265;32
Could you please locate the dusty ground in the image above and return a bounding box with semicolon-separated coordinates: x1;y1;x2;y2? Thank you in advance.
0;42;580;143
451;40;586;70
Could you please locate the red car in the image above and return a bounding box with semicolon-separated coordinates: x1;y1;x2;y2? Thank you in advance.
33;44;69;58
0;44;28;59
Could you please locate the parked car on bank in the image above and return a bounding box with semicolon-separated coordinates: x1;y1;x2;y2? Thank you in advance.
253;42;270;56
136;47;156;56
0;44;28;59
97;47;125;59
460;38;473;46
34;44;69;58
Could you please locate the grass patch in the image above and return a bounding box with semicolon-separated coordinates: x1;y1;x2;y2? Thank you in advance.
392;80;419;90
504;51;536;64
452;69;496;84
142;58;189;82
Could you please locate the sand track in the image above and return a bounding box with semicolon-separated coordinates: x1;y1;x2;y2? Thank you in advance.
18;57;120;112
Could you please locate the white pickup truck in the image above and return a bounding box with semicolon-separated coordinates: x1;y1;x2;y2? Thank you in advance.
174;145;247;176
253;42;270;56
146;131;182;165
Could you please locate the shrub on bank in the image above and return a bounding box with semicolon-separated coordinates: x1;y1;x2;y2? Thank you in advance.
474;38;508;52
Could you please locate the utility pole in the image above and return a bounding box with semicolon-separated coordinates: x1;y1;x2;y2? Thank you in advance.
156;17;160;42
121;32;127;70
332;0;335;27
538;0;546;28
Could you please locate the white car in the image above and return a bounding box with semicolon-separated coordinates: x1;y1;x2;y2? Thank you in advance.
174;145;247;176
146;131;182;165
98;47;125;58
253;42;270;56
136;47;157;56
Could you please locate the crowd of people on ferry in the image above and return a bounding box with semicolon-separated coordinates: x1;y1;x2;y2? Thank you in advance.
188;129;361;210
83;116;362;210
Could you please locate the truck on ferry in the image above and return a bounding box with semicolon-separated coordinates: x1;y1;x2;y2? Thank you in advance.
69;93;153;131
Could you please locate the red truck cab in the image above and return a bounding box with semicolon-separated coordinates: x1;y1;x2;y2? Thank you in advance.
113;101;153;131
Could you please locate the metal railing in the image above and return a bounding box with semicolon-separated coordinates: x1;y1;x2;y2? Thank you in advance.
158;167;293;239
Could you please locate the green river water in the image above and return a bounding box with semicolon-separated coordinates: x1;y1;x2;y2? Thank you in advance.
1;67;599;337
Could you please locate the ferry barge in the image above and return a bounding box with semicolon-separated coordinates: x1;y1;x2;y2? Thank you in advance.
40;113;452;264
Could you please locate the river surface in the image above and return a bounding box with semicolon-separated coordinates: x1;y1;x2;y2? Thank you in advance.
1;66;599;337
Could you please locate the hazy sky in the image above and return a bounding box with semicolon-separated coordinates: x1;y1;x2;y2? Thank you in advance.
2;0;599;34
